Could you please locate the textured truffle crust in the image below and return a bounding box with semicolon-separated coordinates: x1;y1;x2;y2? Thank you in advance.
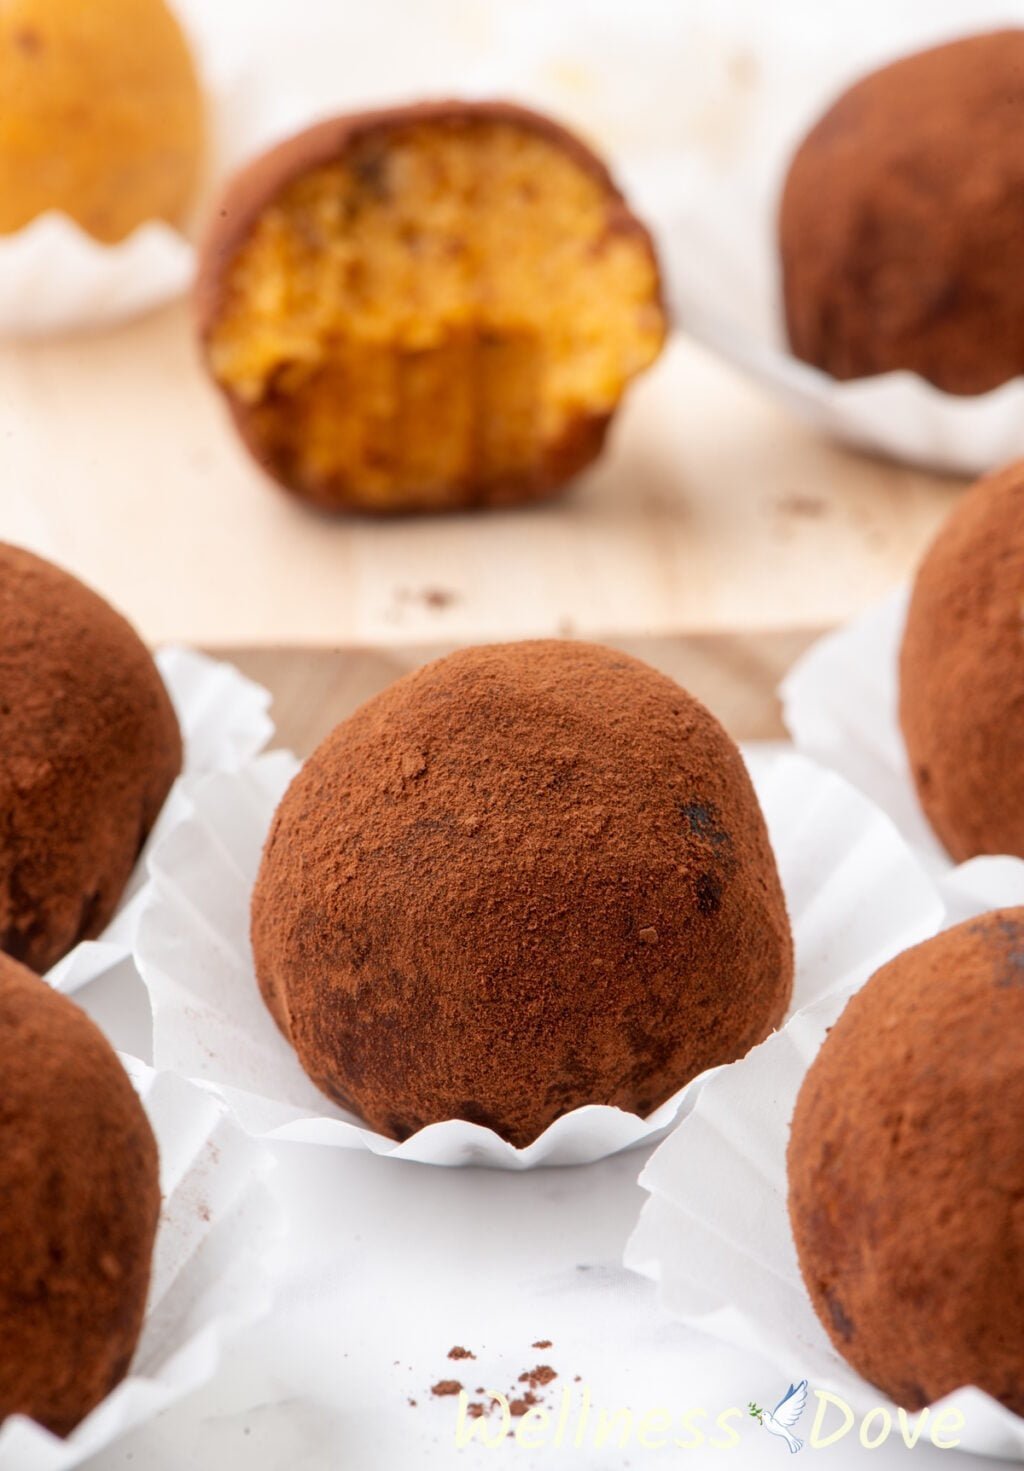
780;30;1024;393
899;462;1024;861
197;100;666;514
788;911;1024;1414
0;953;159;1436
251;640;793;1147
0;544;182;971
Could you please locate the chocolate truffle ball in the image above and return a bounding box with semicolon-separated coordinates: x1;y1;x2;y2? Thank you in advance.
899;461;1024;861
0;952;160;1435
0;544;182;971
780;31;1024;393
197;101;666;515
251;640;793;1147
788;911;1024;1413
0;0;204;243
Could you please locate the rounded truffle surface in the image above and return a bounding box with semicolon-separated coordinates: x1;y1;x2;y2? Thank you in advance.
0;0;204;242
0;952;159;1436
198;101;666;514
780;31;1024;393
0;544;182;971
251;640;793;1147
788;911;1024;1413
899;462;1024;861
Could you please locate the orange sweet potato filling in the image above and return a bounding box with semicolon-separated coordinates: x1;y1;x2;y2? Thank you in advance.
207;118;665;510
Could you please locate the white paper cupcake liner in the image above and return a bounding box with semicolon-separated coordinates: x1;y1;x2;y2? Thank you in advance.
625;860;1024;1461
0;1054;277;1471
135;740;942;1168
780;588;1024;915
45;646;272;998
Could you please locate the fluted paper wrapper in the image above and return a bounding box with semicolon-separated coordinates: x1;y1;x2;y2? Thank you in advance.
625;862;1024;1461
0;1058;277;1471
781;588;1024;915
135;741;942;1168
46;647;272;998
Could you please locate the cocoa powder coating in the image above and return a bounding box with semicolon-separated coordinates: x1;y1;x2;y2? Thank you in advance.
788;910;1024;1413
250;640;793;1147
899;462;1024;861
0;952;160;1435
781;31;1024;392
0;544;181;970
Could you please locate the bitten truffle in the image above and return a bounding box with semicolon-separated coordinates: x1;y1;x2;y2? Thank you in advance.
251;640;793;1147
899;461;1024;861
0;544;182;971
198;101;666;514
780;31;1024;393
788;911;1024;1414
0;952;160;1435
0;0;204;242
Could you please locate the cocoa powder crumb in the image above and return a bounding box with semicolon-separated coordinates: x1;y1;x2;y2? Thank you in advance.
509;1392;539;1417
431;1380;462;1397
448;1346;475;1360
532;1339;552;1349
519;1365;557;1389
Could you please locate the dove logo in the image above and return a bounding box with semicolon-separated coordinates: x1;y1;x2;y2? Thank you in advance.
749;1381;808;1454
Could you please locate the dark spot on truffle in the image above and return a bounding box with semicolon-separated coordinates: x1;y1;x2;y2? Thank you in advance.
251;641;793;1146
695;873;722;915
825;1288;855;1342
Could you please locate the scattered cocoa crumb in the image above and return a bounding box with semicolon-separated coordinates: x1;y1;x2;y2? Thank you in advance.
509;1392;540;1417
776;493;826;519
448;1346;476;1361
431;1380;462;1397
519;1365;557;1390
532;1339;552;1349
395;585;459;611
408;1398;417;1407
467;1402;487;1418
422;587;456;610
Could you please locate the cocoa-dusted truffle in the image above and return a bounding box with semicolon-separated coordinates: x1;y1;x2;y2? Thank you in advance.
900;461;1024;861
197;101;666;514
788;911;1024;1413
780;31;1024;393
0;951;159;1435
0;544;181;971
251;640;793;1147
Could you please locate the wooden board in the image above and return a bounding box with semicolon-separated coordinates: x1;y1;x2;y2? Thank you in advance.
0;301;963;655
225;629;819;756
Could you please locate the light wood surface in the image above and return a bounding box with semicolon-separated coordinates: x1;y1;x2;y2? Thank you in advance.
0;301;963;653
0;297;967;741
226;628;818;755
